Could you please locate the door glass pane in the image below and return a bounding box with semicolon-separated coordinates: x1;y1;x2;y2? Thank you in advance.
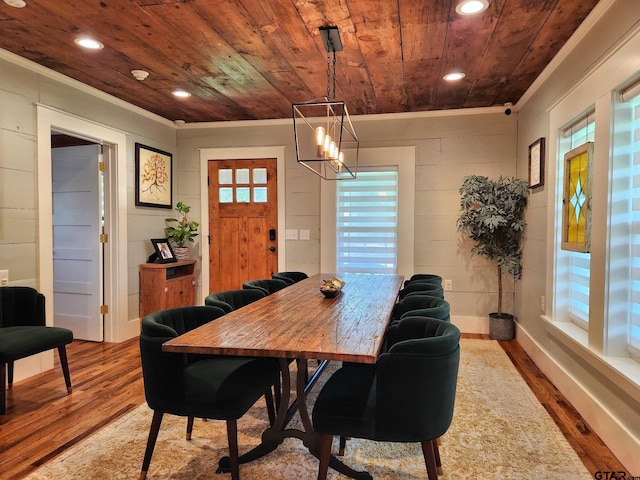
253;187;267;203
253;168;267;184
236;168;250;184
219;187;233;203
218;169;233;185
236;187;250;202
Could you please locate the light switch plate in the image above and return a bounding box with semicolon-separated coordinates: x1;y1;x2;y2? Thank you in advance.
0;270;8;286
285;229;298;240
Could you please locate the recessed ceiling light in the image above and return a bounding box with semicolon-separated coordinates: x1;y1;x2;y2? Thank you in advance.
443;72;466;81
3;0;26;7
455;0;489;15
74;37;104;50
172;90;191;98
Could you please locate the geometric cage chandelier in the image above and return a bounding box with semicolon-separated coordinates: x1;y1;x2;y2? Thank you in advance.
292;25;359;180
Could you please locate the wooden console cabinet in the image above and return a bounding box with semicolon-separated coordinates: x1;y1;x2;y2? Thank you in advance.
139;260;196;318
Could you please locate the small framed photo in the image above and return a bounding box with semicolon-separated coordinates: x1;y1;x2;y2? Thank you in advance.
528;137;545;189
151;238;177;263
135;143;173;209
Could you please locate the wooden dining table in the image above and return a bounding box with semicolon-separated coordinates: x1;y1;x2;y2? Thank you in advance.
163;272;404;479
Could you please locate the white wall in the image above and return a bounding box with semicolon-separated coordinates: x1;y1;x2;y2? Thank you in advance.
516;0;640;473
0;51;176;380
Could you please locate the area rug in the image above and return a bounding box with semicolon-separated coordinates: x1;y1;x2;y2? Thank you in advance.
25;339;592;479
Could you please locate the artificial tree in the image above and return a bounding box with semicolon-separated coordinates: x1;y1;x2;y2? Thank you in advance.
457;175;529;337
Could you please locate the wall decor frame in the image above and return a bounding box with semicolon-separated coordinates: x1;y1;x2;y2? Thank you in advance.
151;238;177;263
135;142;172;208
528;137;545;188
561;142;593;253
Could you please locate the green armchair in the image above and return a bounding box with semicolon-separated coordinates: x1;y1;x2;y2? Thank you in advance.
242;278;288;295
204;288;266;313
312;317;460;480
0;286;73;415
272;271;308;285
139;305;281;480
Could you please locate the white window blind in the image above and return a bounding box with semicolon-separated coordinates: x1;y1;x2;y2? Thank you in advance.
336;169;398;274
628;90;640;353
562;112;595;329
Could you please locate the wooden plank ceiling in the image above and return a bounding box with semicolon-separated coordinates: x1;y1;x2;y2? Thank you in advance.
0;0;600;123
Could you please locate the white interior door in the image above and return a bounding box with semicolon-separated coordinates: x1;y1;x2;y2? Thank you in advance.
52;144;103;341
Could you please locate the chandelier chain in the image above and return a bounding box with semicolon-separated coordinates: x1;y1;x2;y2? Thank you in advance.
332;50;337;99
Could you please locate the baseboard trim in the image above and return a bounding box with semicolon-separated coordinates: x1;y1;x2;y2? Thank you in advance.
452;315;489;334
516;323;640;475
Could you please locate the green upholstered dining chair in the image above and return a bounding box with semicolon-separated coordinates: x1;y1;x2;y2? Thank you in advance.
0;286;73;415
386;295;450;348
403;273;443;288
242;278;288;295
398;281;444;300
272;271;308;285
204;288;267;313
139;306;281;480
312;317;461;480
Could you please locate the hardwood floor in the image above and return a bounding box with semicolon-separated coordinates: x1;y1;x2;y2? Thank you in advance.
0;335;628;479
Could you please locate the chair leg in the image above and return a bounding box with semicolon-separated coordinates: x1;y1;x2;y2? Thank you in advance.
1;363;6;415
265;389;276;426
186;416;195;440
226;419;240;480
140;410;164;480
317;434;332;480
57;346;73;394
421;440;439;480
434;437;443;475
338;436;348;456
8;361;14;388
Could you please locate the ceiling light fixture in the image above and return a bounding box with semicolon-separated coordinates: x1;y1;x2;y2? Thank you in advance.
443;72;466;81
3;0;26;8
455;0;489;15
292;25;358;180
131;69;149;81
74;37;104;50
172;89;191;98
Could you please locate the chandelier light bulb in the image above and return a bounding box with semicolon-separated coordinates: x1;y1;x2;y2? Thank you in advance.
323;134;332;158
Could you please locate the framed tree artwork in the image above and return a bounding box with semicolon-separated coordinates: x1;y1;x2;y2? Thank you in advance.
135;143;172;208
561;142;593;252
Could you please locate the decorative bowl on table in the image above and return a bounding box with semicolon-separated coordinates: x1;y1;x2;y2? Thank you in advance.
320;277;345;298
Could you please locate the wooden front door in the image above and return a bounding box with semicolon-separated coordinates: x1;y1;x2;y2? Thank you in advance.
208;158;278;292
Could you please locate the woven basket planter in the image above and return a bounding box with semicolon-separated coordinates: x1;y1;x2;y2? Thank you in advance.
489;313;515;341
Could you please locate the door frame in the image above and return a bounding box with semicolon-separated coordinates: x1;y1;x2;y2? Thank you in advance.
37;105;130;343
199;146;286;298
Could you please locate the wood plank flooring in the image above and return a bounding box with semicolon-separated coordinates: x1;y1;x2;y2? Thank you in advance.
0;335;628;479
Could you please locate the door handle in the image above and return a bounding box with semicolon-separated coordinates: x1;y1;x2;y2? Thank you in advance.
268;246;276;252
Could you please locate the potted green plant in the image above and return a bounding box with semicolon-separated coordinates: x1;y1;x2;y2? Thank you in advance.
165;201;199;261
457;175;529;340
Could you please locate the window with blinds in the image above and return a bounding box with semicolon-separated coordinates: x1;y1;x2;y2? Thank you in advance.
625;87;640;355
335;169;398;274
561;112;595;329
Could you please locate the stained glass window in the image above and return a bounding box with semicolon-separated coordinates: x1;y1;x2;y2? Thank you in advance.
562;142;593;252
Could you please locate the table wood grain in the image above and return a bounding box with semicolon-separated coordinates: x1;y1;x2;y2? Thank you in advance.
163;273;403;364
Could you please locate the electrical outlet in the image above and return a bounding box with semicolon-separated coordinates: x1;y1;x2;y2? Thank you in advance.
0;270;8;286
444;279;453;291
540;295;545;313
300;230;310;240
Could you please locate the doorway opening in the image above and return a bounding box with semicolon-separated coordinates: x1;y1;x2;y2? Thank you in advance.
37;105;132;344
51;132;104;341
